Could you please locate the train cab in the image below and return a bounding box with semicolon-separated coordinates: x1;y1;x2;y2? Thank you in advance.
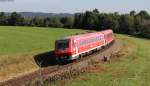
54;37;78;61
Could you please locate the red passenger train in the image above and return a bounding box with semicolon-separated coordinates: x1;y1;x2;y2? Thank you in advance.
55;29;114;62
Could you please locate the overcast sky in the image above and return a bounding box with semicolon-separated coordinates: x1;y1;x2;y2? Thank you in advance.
0;0;150;13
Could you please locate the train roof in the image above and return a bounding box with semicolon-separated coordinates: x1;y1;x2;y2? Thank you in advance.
56;36;70;41
56;29;113;41
101;29;113;33
71;31;104;40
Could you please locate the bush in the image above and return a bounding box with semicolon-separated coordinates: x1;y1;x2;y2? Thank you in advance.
140;21;150;38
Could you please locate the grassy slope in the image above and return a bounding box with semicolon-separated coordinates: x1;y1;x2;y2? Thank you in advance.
0;26;83;55
0;26;83;80
65;34;150;86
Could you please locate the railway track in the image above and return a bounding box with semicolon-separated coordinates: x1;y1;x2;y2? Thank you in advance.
0;40;122;86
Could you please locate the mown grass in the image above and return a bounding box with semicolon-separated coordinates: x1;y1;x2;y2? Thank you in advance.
0;26;84;55
65;34;150;86
0;26;83;80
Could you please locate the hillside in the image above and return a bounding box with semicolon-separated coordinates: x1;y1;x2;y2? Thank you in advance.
5;12;73;18
65;34;150;86
0;26;149;86
0;26;83;81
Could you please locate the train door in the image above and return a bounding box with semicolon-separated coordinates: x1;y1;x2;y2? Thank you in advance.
72;39;78;55
74;40;78;54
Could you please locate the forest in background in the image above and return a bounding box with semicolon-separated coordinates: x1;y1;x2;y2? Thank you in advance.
0;9;150;38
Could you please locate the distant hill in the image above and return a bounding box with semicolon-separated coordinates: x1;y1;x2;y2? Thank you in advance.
5;12;73;18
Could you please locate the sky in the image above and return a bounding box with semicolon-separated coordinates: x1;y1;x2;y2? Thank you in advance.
0;0;150;13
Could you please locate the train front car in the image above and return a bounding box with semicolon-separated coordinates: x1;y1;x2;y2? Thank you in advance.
55;37;72;62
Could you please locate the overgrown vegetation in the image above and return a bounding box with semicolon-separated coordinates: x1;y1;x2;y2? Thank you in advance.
0;9;150;38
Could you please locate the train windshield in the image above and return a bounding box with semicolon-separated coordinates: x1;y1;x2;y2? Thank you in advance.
56;39;69;50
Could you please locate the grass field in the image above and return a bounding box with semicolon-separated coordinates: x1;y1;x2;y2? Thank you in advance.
0;26;83;80
1;26;150;86
0;26;84;55
65;34;150;86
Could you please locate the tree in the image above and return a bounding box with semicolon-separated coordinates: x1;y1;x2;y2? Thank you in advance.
74;13;84;28
93;8;99;14
138;10;149;19
140;20;150;38
23;17;32;26
0;12;7;25
43;17;50;27
61;16;74;28
49;17;63;28
101;14;119;31
82;11;98;29
134;15;144;34
31;17;44;27
8;12;24;26
130;10;136;16
119;15;135;34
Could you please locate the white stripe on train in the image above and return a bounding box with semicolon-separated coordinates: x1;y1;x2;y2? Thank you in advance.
69;39;114;60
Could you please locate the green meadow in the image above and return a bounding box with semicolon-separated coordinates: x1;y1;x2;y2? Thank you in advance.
65;34;150;86
0;26;83;80
0;26;150;86
0;26;83;55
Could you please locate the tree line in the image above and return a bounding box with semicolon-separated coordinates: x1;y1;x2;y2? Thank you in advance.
0;9;150;38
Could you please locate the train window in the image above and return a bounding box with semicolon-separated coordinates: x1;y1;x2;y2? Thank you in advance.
79;36;103;46
79;40;84;46
56;39;69;50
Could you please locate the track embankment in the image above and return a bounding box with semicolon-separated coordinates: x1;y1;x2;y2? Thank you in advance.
0;40;122;86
